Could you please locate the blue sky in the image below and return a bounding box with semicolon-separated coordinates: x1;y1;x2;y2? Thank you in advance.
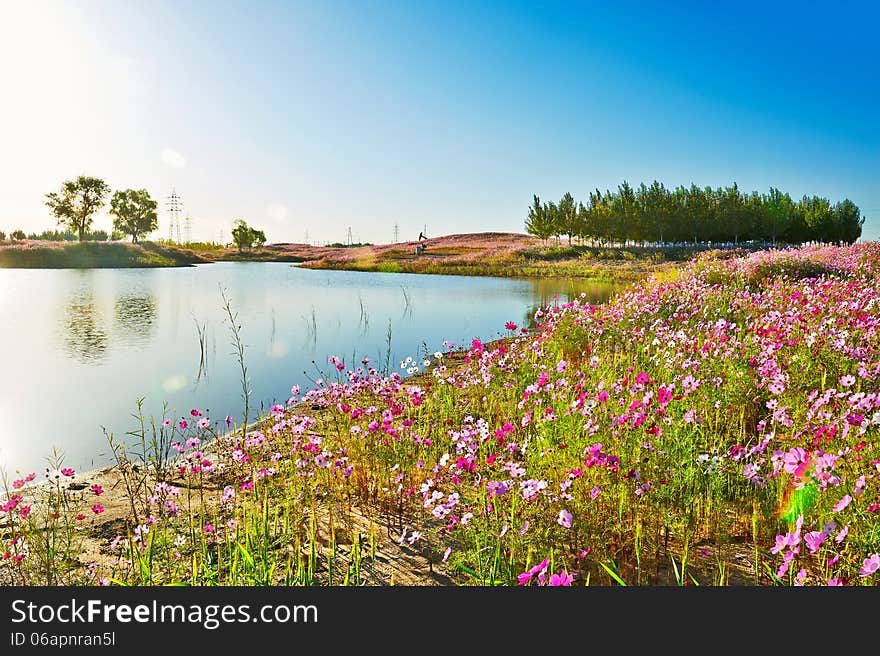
1;0;877;243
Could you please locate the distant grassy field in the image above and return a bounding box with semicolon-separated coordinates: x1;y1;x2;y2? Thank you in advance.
0;240;310;268
288;232;691;281
0;240;207;268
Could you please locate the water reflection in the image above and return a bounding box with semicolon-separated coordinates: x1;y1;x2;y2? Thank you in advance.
523;277;626;327
114;293;157;346
62;290;108;363
12;263;625;476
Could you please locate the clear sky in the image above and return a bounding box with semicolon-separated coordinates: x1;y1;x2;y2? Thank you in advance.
1;0;877;244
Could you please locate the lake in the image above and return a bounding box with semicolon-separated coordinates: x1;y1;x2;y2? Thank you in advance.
0;263;621;475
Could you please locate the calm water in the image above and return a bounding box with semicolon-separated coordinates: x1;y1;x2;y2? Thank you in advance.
0;263;621;474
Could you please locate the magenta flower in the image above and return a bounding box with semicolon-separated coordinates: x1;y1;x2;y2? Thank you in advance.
178;419;188;430
203;524;215;534
557;509;573;529
91;504;104;514
804;531;826;553
548;570;574;586
859;554;880;578
505;321;518;331
517;558;550;586
190;409;201;417
90;484;104;496
60;468;75;477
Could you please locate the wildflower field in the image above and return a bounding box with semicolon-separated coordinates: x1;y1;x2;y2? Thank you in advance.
2;243;879;586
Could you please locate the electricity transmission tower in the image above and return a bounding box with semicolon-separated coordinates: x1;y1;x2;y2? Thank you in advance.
166;190;183;243
393;223;399;243
184;216;192;244
346;226;353;246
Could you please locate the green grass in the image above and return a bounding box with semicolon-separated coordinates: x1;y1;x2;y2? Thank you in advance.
0;241;206;268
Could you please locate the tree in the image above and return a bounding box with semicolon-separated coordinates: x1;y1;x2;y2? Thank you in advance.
525;195;554;241
109;188;157;244
556;192;579;245
231;219;253;251
10;229;25;240
44;176;110;242
250;228;266;248
833;198;863;244
0;231;5;241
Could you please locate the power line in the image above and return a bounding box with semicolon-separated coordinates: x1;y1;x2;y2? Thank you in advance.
166;189;183;244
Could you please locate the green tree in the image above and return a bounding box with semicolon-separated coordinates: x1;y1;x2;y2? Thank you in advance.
525;194;554;241
833;199;863;244
231;219;253;251
800;195;833;243
109;189;158;244
44;176;110;242
10;229;26;241
0;231;6;241
250;227;266;248
556;192;580;245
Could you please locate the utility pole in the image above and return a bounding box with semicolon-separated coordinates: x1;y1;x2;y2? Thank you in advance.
166;190;183;244
304;229;309;245
393;222;399;243
347;226;353;246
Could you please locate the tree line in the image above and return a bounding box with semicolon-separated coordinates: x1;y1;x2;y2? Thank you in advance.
0;176;268;249
526;182;864;246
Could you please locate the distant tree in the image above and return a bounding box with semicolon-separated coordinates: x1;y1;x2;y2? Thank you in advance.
231;219;266;251
44;176;110;242
525;195;554;241
110;189;157;244
556;192;580;245
10;229;26;241
231;219;253;251
526;182;861;247
833;198;863;244
800;195;833;243
0;230;5;241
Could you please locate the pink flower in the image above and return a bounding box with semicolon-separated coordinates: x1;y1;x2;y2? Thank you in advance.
91;504;105;514
197;418;210;430
190;409;201;417
859;554;880;578
517;558;550;586
90;484;104;496
203;524;215;534
162;419;172;428
556;360;568;373
179;420;188;430
557;509;573;529
832;495;852;512
804;531;826;553
549;570;575;586
60;468;75;477
505;321;518;331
